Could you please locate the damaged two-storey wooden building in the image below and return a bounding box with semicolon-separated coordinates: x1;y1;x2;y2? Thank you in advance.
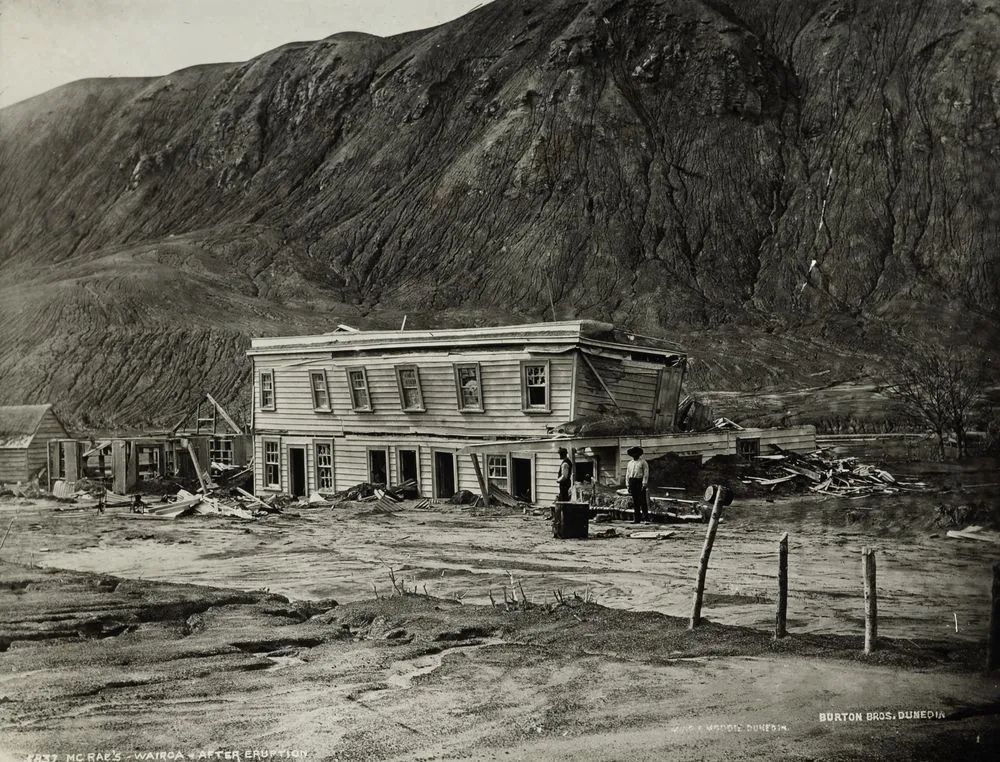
249;320;816;505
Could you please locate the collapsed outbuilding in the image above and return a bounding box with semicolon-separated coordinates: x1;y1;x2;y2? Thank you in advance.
46;394;251;494
0;404;70;484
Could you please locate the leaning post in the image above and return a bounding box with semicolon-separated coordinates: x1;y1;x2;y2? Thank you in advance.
863;546;878;654
470;453;491;508
775;532;789;639
689;484;728;629
988;561;1000;672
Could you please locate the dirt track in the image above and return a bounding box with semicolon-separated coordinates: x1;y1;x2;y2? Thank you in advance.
1;485;999;760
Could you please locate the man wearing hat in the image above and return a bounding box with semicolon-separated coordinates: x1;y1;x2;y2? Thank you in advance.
626;446;649;523
556;447;573;501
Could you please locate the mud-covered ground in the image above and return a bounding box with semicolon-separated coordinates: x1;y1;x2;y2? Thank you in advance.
1;467;999;760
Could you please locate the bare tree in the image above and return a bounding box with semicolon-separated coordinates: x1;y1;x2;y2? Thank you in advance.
883;343;987;459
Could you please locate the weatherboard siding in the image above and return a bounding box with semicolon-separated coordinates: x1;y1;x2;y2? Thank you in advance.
0;451;28;484
573;354;676;426
253;350;575;438
27;410;69;478
252;434;546;501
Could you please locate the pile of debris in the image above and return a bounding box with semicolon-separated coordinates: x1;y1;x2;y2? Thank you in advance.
46;476;284;521
741;446;926;498
647;445;925;500
322;480;429;510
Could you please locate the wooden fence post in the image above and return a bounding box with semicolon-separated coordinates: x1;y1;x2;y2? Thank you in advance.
988;561;1000;672
863;546;877;654
775;532;788;639
689;486;724;629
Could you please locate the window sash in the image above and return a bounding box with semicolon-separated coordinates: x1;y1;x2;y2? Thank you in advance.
347;368;372;411
260;371;275;410
486;454;509;490
315;442;334;490
395;366;424;411
521;361;550;411
455;363;483;411
310;371;331;411
263;440;281;488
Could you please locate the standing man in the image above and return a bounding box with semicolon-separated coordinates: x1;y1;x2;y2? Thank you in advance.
626;446;649;523
556;447;573;502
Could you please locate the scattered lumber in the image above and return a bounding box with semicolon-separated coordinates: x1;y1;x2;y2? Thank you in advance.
488;485;521;508
235;487;273;510
737;444;921;498
947;526;1000;545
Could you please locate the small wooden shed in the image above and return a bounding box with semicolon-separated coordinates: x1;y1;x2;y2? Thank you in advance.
0;404;70;484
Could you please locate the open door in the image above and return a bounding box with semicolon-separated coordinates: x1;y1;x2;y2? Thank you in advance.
397;449;419;497
433;451;456;499
511;457;533;503
288;447;306;497
368;449;388;486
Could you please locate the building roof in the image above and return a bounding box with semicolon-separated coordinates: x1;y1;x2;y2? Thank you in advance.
248;320;686;360
0;404;55;449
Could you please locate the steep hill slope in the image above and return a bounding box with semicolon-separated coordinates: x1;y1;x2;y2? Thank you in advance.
1;0;997;429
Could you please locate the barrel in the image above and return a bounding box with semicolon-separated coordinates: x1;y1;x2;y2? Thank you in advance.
552;501;589;539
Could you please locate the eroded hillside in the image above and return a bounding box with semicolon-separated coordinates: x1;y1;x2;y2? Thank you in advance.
1;0;997;428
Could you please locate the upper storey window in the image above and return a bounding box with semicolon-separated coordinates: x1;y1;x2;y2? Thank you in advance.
260;371;275;411
521;360;550;412
395;366;425;412
454;363;483;412
310;370;331;412
347;368;372;411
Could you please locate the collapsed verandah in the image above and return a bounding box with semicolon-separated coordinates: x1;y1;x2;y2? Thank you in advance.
459;426;818;507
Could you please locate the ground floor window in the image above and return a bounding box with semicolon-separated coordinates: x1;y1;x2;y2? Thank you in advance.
487;454;509;491
264;440;280;488
315;442;334;490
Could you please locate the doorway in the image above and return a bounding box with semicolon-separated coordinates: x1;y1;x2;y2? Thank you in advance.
433;451;456;498
398;449;419;497
288;447;307;497
511;457;533;503
368;449;388;486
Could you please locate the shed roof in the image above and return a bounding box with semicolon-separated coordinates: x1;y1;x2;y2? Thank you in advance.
0;404;54;449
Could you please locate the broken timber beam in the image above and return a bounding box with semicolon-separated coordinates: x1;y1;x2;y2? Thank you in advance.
205;393;244;435
186;440;212;493
470;453;491;508
235;487;270;510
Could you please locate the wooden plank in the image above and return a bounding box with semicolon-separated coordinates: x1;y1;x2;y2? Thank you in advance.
112;441;127;495
236;487;271;509
946;529;1000;544
62;441;80;482
186;440;211;493
470;453;491;507
206;393;244;434
652;365;684;431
